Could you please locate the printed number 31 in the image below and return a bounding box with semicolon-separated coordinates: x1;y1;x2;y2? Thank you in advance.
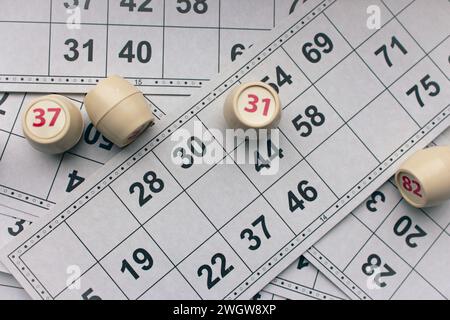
245;94;271;116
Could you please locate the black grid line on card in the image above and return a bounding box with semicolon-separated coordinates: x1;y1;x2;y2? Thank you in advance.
6;0;450;300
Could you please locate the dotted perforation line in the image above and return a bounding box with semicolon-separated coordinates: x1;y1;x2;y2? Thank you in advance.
0;186;53;209
0;76;205;87
271;277;341;300
307;247;368;300
226;106;450;299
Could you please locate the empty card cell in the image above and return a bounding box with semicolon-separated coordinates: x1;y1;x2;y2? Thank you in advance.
21;223;96;297
49;24;107;77
416;232;450;298
100;228;174;300
0;135;62;199
382;0;414;15
391;270;444;300
307;126;379;198
274;0;300;25
178;233;251;300
316;53;384;121
138;269;200;300
344;236;411;300
279;86;344;155
144;193;215;265
231;131;302;192
165;0;219;27
70;110;120;165
324;0;393;47
146;94;192;117
0;23;50;75
348;91;419;161
282;14;352;83
390;58;449;127
164;28;218;79
352;182;402;232
429;37;450;80
397;0;450;52
275;256;319;289
47;153;102;202
315;214;371;270
0;0;51;22
264;161;337;235
154;117;225;189
108;0;164;25
107;26;164;78
56;264;127;300
221;197;295;271
66;188;140;259
51;0;108;24
376;200;442;266
241;49;311;107
422;200;450;231
220;29;270;70
357;19;423;87
314;272;348;300
110;152;183;224
0;131;8;159
221;0;273;29
187;159;259;229
0;93;26;132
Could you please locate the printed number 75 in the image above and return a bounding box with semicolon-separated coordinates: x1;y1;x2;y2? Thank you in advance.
33;108;62;127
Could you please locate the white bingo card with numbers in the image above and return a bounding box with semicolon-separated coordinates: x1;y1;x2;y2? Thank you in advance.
292;131;450;300
0;0;301;272
1;0;449;300
0;0;304;94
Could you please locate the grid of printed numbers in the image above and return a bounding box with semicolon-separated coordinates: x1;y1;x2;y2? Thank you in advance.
5;0;450;300
306;180;450;300
0;0;299;93
0;92;169;216
0;0;299;217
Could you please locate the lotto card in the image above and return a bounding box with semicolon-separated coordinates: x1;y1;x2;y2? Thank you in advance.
0;0;305;94
1;0;448;300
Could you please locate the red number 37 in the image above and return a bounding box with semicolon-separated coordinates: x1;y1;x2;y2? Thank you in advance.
32;107;62;127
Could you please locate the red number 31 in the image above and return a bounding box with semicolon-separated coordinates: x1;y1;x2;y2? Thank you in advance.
244;94;271;116
32;107;62;127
